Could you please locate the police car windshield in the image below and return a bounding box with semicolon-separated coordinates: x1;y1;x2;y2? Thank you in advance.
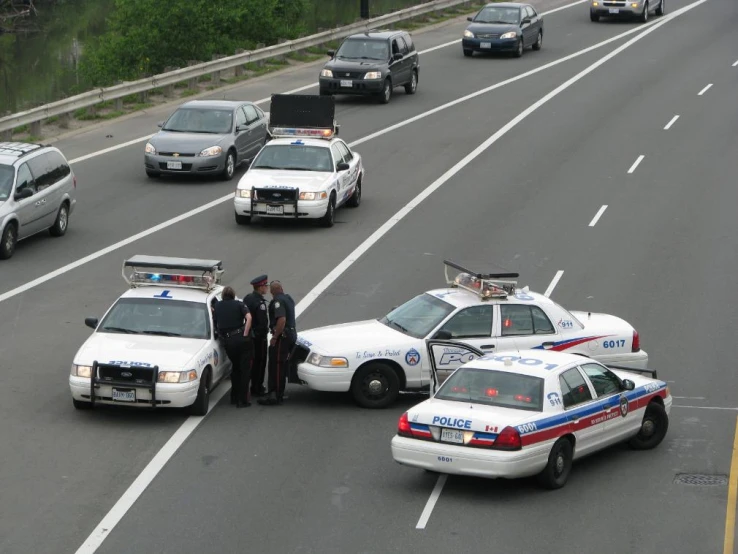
162;108;233;134
336;38;389;61
0;164;13;201
251;144;334;172
98;298;210;340
379;293;455;339
436;367;544;412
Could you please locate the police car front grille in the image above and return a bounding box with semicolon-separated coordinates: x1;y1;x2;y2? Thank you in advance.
476;33;501;39
98;366;156;384
254;188;298;202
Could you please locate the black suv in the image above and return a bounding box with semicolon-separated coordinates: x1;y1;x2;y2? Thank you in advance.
319;30;419;104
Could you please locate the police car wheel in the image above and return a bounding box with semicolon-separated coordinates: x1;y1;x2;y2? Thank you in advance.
73;399;92;410
628;402;669;450
189;370;211;416
346;176;361;208
536;437;573;489
351;363;400;409
319;194;335;227
0;222;18;260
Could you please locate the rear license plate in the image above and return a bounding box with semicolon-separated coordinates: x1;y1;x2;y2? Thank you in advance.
340;79;352;87
112;388;136;402
167;161;182;170
266;205;284;215
481;42;492;49
609;8;620;13
441;428;464;444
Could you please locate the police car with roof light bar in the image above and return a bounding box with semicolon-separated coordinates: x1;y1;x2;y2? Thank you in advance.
233;94;363;228
391;341;671;489
68;256;232;415
291;260;648;409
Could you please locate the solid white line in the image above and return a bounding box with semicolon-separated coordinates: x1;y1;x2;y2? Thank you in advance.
733;60;738;67
416;474;448;529
544;270;564;298
663;114;679;130
627;154;645;174
697;83;713;96
673;396;706;400
588;205;608;227
674;405;738;411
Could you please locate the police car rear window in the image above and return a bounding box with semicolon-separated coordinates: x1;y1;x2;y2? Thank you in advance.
98;298;210;340
436;367;544;412
0;164;13;201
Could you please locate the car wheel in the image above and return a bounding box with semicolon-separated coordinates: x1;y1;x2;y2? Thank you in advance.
346;176;362;208
319;193;336;227
628;402;669;450
0;222;17;260
404;70;418;94
379;79;392;104
73;399;92;410
463;48;473;57
514;38;524;58
655;0;665;15
220;151;236;181
49;202;69;237
536;437;573;489
532;30;543;51
235;212;251;225
189;370;210;416
640;0;649;22
590;11;599;21
351;362;400;409
146;170;161;178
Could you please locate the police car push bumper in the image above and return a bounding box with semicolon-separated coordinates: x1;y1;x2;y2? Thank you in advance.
235;195;330;219
69;374;200;408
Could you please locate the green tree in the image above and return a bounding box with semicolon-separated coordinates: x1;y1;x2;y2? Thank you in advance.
79;0;308;87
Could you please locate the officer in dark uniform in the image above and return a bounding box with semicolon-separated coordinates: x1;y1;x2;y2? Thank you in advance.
244;274;269;397
259;280;296;406
213;286;253;408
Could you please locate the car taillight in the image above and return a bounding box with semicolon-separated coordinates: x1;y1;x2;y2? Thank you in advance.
632;329;640;352
491;426;522;451
398;412;412;437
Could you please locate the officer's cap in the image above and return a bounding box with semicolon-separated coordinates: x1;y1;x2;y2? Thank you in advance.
251;274;268;286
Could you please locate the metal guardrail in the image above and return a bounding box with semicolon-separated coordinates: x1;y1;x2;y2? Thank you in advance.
0;0;481;137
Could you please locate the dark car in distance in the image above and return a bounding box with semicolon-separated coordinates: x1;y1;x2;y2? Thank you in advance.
318;30;419;104
462;2;544;58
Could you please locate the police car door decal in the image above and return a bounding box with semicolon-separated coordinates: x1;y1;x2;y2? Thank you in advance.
425;340;484;393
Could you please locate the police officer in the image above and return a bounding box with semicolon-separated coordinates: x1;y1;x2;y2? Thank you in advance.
259;280;296;406
213;286;253;408
244;274;269;398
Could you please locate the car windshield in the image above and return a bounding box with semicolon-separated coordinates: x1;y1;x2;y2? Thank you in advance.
162;107;233;134
97;298;210;339
251;144;334;172
435;367;544;412
473;7;521;23
379;293;455;339
0;164;13;201
336;38;389;61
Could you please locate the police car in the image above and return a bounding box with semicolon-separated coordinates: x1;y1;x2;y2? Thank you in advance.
391;341;671;489
233;94;363;228
292;260;648;409
69;256;232;415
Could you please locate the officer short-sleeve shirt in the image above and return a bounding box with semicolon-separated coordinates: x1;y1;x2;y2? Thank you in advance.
244;292;268;334
270;293;296;330
213;299;248;331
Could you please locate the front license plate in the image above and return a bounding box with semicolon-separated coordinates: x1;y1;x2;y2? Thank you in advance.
481;42;492;49
167;161;182;170
112;388;136;402
441;428;464;444
266;205;284;215
340;79;352;87
609;8;620;13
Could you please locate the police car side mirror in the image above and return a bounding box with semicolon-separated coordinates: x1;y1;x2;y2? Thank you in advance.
85;317;98;329
336;162;350;171
621;379;636;391
433;330;453;340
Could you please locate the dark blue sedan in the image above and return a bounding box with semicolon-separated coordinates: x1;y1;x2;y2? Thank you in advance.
462;2;544;58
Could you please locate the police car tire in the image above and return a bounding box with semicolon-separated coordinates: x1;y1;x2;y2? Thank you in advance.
536;437;573;489
0;222;17;260
73;399;92;410
628;402;668;450
346;176;361;208
319;194;336;227
351;363;400;409
189;370;210;416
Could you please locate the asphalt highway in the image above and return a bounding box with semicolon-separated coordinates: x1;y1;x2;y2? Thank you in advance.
0;0;736;552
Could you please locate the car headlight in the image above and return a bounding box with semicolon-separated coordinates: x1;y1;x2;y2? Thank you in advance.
237;189;251;198
145;142;156;155
199;146;223;157
157;370;198;383
500;31;517;39
307;353;349;368
71;364;92;378
463;30;475;38
299;191;328;201
321;69;333;78
364;71;382;80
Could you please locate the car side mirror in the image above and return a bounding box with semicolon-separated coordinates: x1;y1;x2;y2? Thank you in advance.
467;16;473;21
14;188;33;201
392;52;403;61
336;162;350;171
156;121;164;128
621;379;636;391
85;317;99;330
327;50;335;57
235;125;245;133
433;330;453;340
521;18;531;24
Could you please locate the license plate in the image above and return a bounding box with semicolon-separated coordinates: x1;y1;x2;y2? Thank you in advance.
481;42;492;49
266;205;284;215
112;388;136;402
167;161;182;170
441;428;464;444
609;8;620;12
340;79;352;87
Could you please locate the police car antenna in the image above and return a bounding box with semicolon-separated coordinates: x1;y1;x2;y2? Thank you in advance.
443;259;519;301
122;255;224;291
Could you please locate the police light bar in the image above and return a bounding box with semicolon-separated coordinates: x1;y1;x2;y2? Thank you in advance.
443;260;519;301
270;126;337;139
122;255;223;291
268;94;339;138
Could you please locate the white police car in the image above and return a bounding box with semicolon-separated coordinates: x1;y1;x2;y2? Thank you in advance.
292;260;648;409
68;255;231;415
391;341;671;489
233;94;363;228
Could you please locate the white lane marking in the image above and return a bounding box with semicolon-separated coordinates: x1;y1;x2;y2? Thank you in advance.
72;2;712;550
674;405;738;411
66;0;625;166
663;114;679;130
416;474;448;530
627;154;645;174
74;382;229;554
588;205;608;227
733;60;738;67
673;396;706;400
697;83;713;96
544;271;564;298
